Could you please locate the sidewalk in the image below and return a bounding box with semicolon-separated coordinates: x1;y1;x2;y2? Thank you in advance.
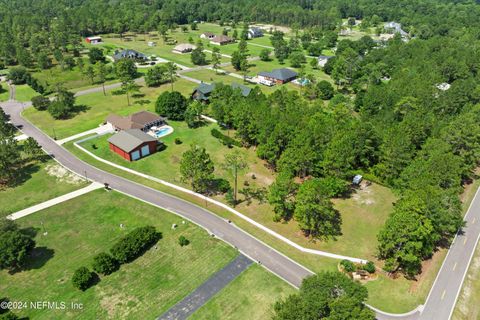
7;182;104;220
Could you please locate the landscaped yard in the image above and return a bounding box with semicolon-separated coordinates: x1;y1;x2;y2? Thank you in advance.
0;190;237;319
189;264;295;320
22;78;197;139
0;159;87;217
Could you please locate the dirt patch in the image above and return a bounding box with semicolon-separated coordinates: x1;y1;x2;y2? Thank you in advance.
352;184;376;206
253;24;292;34
246;171;273;186
45;164;84;185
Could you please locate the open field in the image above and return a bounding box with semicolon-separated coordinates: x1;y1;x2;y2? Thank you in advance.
0;190;237;319
0;159;87;217
23;78;197;139
189;264;295;320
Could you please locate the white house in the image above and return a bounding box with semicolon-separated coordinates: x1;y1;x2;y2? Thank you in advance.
247;27;263;39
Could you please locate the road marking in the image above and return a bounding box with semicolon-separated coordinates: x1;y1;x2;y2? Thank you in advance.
453;262;458;271
464;237;468;245
441;290;446;300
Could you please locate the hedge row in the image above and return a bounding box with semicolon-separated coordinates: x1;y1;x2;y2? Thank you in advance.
211;128;242;147
110;226;162;264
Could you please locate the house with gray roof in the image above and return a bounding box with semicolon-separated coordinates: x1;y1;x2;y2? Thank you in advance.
191;82;252;102
258;68;297;84
384;22;408;38
113;49;147;62
318;55;334;67
247;27;263;39
108;129;159;161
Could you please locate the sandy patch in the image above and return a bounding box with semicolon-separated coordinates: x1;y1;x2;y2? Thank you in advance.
352;185;376;206
45;164;84;185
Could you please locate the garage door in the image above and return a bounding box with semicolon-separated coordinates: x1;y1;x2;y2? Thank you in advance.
141;145;150;157
131;150;141;161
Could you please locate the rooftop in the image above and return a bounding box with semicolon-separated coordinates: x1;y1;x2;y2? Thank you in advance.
107;111;164;130
258;68;298;81
108;129;157;153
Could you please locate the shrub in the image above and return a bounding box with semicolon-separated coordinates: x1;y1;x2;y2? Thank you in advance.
363;261;376;274
0;312;19;320
155;91;187;120
340;259;356;273
317;177;350;198
31;95;51;111
178;236;190;247
110;226;162;264
72;267;96;291
7;67;29;84
211;129;241;147
92;252;119;275
174;138;182;145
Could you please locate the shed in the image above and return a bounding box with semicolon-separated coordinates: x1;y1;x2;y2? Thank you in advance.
173;43;197;53
108;129;158;161
86;36;102;44
353;175;363;185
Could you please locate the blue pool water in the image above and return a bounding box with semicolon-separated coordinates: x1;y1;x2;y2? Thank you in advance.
154;127;173;138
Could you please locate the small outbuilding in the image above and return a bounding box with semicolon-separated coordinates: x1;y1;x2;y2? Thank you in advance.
352;174;363;185
317;55;334;67
86;36;102;44
108;129;159;161
173;43;197;54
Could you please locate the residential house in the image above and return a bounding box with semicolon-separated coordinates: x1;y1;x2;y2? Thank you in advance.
86;36;102;44
258;68;297;85
247;27;263;39
200;32;216;39
112;49;147;62
172;43;197;53
108;129;159;161
106;111;165;132
191;82;251;102
317;55;334;67
210;35;234;46
384;22;408;37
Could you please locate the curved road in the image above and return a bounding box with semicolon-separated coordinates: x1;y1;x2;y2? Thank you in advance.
3;95;480;320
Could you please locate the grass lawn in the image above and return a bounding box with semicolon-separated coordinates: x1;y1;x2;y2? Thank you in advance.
22;78;197;140
14;84;37;102
0;159;87;217
189;264;295;320
79;125;394;261
32;62;118;94
0;82;9;101
0;190;237;319
452;242;480;320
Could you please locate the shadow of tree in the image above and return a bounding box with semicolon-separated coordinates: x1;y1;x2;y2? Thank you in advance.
134;99;150;106
22;247;55;271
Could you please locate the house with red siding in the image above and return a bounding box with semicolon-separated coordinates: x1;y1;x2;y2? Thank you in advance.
108;129;159;161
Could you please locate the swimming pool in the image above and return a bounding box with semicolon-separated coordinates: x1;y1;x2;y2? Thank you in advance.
153;126;174;138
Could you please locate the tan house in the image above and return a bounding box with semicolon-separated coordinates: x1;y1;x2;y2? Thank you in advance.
172;43;197;53
106;111;165;132
210;35;234;45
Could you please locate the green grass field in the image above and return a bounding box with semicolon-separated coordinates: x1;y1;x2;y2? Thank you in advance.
14;84;37;102
23;78;197;139
189;264;295;320
0;190;237;319
0;159;87;217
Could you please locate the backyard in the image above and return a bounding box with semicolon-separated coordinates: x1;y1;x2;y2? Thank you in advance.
0;190;238;319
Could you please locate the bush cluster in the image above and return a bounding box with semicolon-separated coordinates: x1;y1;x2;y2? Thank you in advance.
72;266;96;291
110;226;162;264
211;129;241;148
92;252;119;275
340;259;376;274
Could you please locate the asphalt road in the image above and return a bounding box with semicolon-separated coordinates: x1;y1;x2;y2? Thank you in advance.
2;100;312;288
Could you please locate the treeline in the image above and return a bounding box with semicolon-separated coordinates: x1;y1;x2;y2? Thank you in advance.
2;0;480;66
208;30;480;275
